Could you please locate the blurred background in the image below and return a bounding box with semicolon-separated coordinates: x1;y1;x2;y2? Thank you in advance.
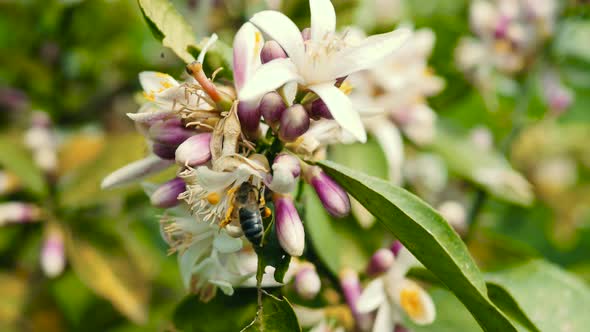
0;0;589;331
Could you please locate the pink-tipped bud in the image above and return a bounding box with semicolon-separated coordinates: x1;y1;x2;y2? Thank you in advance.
391;240;403;256
308;99;333;120
294;262;321;299
274;153;301;178
268;154;300;194
260;40;287;64
274;194;305;256
152;142;177;160
367;248;395;276
340;268;372;331
279;104;310;142
148;118;194;146
41;228;65;278
304;166;350;218
0;202;41;226
175;133;212;166
150;177;185;208
260;92;287;126
238;100;261;133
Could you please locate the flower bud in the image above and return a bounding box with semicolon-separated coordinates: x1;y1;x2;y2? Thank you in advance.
307;99;333;120
41;228;65;278
148;118;194;146
152;142;177;160
238;100;261;134
150;177;186;208
339;268;372;331
0;202;41;226
366;248;395;276
304;166;350;218
279;104;310;142
175;133;212;166
259;92;287;126
274;194;305;256
391;240;403;256
294;262;321;300
274;153;301;178
260;40;287;64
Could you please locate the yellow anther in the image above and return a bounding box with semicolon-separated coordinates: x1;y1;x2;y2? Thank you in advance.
143;91;155;101
339;81;353;95
400;286;425;320
206;192;221;205
155;72;170;78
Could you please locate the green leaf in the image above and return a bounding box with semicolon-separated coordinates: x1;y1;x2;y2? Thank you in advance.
303;185;387;275
0;135;47;197
174;290;300;332
66;228;149;324
137;0;197;63
316;160;521;332
486;260;590;332
428;126;533;206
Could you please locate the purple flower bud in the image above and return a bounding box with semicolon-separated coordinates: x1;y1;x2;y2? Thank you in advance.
259;92;287;126
274;153;301;178
301;28;311;41
41;229;65;278
175;133;212;166
152;142;177;160
294;262;321;299
304;166;350;218
391;240;403;256
307;98;333;120
279;104;310;142
0;202;41;226
274;194;305;256
238;100;261;133
367;248;395;276
150;177;186;208
340;268;372;331
494;16;510;39
260;40;287;64
148;118;194;146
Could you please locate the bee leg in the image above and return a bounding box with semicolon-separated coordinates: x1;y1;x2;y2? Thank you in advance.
219;188;237;228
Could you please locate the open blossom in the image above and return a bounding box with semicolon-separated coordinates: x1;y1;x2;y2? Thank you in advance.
240;0;411;142
350;28;444;186
357;244;436;331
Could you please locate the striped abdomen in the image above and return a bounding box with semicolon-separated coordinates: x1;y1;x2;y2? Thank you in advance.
239;207;263;246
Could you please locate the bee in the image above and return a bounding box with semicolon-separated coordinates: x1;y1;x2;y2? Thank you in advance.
234;182;271;246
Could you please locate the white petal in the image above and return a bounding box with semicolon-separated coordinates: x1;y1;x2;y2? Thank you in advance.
101;155;173;189
371;121;404;185
372;302;395;332
209;279;234;295
178;244;210;289
126;104;175;124
233;23;264;92
250;10;305;65
394;279;436;325
280;81;298;106
195;166;237;192
356;278;386;313
213;232;243;253
139;71;178;94
238;58;302;101
310;0;336;42
309;83;366;142
331;28;411;78
197;33;218;64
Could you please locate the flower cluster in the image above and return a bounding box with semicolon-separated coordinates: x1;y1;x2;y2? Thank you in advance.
456;0;558;83
103;0;412;300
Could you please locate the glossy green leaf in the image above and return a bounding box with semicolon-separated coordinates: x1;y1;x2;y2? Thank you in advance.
486;260;590;332
428;126;533;206
317;160;520;332
174;290;300;332
0;135;47;197
138;0;197;63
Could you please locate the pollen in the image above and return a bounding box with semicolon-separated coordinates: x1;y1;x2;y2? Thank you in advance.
262;206;272;218
155;72;170;78
160;81;173;89
206;192;221;204
400;286;425;320
339;81;353;95
143;91;155;101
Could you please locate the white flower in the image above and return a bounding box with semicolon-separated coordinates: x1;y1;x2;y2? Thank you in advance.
179;161;267;227
357;248;436;331
239;0;411;142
